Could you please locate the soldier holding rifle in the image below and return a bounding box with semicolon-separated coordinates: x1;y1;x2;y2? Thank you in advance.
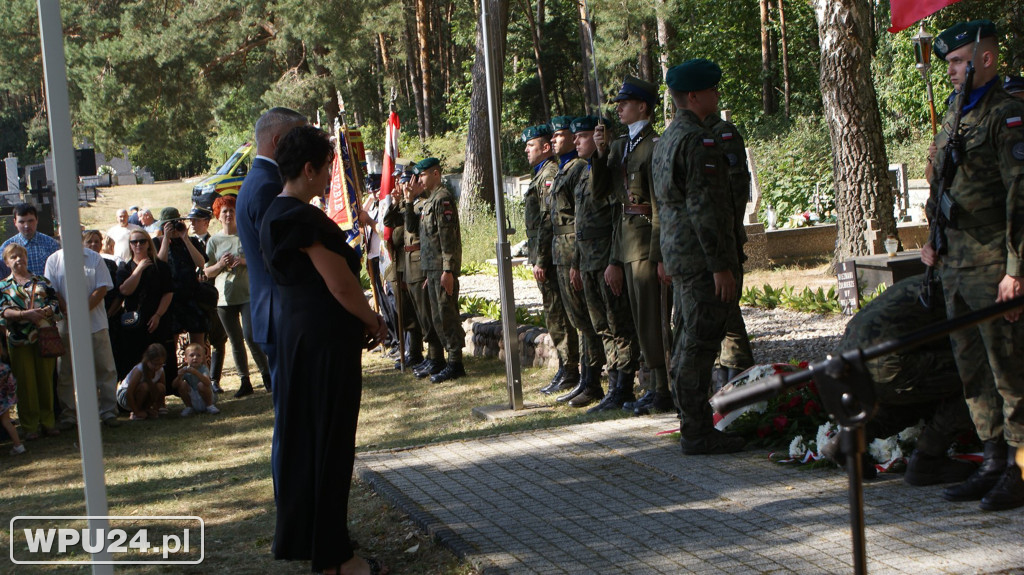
921;20;1024;511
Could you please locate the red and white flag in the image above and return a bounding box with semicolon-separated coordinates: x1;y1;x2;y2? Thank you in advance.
888;0;965;33
379;111;400;200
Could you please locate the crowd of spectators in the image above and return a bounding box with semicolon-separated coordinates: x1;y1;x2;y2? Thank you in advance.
0;201;268;455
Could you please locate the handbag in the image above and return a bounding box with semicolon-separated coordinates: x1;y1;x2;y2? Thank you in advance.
119;309;141;329
27;281;65;358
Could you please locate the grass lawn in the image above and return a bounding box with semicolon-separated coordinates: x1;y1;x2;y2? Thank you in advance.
0;181;839;573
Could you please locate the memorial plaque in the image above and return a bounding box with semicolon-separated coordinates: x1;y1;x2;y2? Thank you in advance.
837;260;859;315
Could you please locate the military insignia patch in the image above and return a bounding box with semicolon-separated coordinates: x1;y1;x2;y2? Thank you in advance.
702;138;715;147
726;153;738;166
443;210;453;222
721;132;734;140
955;31;967;41
544;180;553;187
703;163;717;175
934;38;947;55
1008;117;1023;128
1012;142;1024;161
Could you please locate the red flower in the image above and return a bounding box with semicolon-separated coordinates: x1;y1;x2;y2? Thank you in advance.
804;400;821;415
798;361;810;369
773;415;789;433
781;395;802;412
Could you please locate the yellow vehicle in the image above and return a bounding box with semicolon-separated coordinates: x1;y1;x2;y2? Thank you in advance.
191;143;254;208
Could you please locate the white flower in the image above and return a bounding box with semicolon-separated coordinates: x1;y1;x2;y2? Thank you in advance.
897;422;924;445
789;435;807;459
868;436;903;465
814;421;838;452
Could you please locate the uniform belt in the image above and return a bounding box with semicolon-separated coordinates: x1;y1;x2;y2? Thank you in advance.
622;203;652;216
404;245;421;252
553;224;575;235
577;227;612;241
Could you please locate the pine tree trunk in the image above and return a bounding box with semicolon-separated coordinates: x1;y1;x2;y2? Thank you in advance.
813;0;895;260
577;0;597;113
461;0;509;213
416;0;433;138
405;3;426;140
521;0;551;122
656;0;674;124
760;0;778;115
778;0;791;118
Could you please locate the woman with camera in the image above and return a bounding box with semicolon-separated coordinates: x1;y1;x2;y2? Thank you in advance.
154;208;209;349
115;230;174;385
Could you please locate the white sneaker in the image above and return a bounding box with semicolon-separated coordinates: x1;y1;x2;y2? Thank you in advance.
180;407;194;417
206;405;220;415
10;444;26;455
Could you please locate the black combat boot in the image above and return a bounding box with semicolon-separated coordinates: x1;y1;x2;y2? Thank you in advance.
634;393;675;416
587;370;634;413
681;428;746;455
568;367;604;408
552;364;579;393
943;438;1008;501
979;446;1024;511
904;451;977;486
233;375;254;398
414;358;446;379
259;370;272;392
430;362;465;383
210;350;225;394
623;390;656;411
557;366;593;403
540;359;566;394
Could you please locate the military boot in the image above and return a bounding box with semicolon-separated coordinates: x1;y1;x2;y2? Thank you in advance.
711;366;730;393
558;365;594;403
587;370;635;413
904;425;977;486
414;358;446;379
568;366;604;408
430;362;465;383
210;350;225;394
623;390;656;412
540;359;566;394
396;337;424;371
634;367;673;415
233;375;254;398
681;428;746;455
552;364;579;393
979;446;1024;511
943;438;1008;501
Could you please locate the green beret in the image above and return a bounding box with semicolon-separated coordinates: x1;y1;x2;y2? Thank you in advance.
415;157;440;172
933;20;996;61
612;75;659;109
569;116;602;133
666;59;722;93
521;124;552;143
551;115;576;132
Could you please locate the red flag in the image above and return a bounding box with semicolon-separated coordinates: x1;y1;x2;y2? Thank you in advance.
888;0;965;33
379;111;400;200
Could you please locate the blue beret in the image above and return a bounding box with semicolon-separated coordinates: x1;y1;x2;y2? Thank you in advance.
415;157;440;172
569;116;602;133
933;20;996;61
521;124;552;143
612;75;659;110
666;59;722;93
1005;76;1024;94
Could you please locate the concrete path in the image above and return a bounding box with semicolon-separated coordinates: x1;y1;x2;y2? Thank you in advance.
356;414;1024;574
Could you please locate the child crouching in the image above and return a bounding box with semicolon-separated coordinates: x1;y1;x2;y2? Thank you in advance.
117;343;167;420
172;343;219;416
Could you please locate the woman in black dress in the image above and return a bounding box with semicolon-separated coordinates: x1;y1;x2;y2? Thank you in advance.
261;125;387;575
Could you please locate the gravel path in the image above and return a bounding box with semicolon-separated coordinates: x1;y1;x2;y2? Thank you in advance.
460;273;851;363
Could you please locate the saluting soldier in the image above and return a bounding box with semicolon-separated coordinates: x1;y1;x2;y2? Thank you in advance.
592;76;672;414
415;158;466;383
567;115;641;408
522;124;581;394
547;116;607;409
405;164;448;379
921;20;1024;510
652;59;744;455
704;113;755;387
383;167;426;370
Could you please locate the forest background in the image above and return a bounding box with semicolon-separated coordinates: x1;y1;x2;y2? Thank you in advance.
1;0;1022;243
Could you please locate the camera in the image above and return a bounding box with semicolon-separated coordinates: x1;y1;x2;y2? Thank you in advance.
173;220;187;232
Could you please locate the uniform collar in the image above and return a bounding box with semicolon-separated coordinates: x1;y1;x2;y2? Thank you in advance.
945;76;999;113
627;120;650;140
558;150;578;169
533;156;554;174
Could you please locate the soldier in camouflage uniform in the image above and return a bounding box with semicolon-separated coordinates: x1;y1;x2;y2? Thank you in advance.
383;168;427;370
404;166;449;379
568;115;641;409
592;76;671;414
522;124;580;394
652;59;744;455
921;20;1024;510
704;115;755;387
546;116;607;408
836;274;975;485
414;157;466;383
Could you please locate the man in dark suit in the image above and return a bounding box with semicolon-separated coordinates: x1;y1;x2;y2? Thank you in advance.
236;107;307;400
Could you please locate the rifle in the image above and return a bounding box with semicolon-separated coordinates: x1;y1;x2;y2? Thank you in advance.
920;29;980;309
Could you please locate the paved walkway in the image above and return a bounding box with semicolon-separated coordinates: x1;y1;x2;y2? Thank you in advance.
356;414;1024;574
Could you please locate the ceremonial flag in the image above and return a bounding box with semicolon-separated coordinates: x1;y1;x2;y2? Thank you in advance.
327;128;364;256
380;111;400;200
888;0;965;33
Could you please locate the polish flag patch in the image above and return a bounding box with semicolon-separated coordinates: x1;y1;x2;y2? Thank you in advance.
721;132;734;140
702;138;716;147
1008;117;1023;128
